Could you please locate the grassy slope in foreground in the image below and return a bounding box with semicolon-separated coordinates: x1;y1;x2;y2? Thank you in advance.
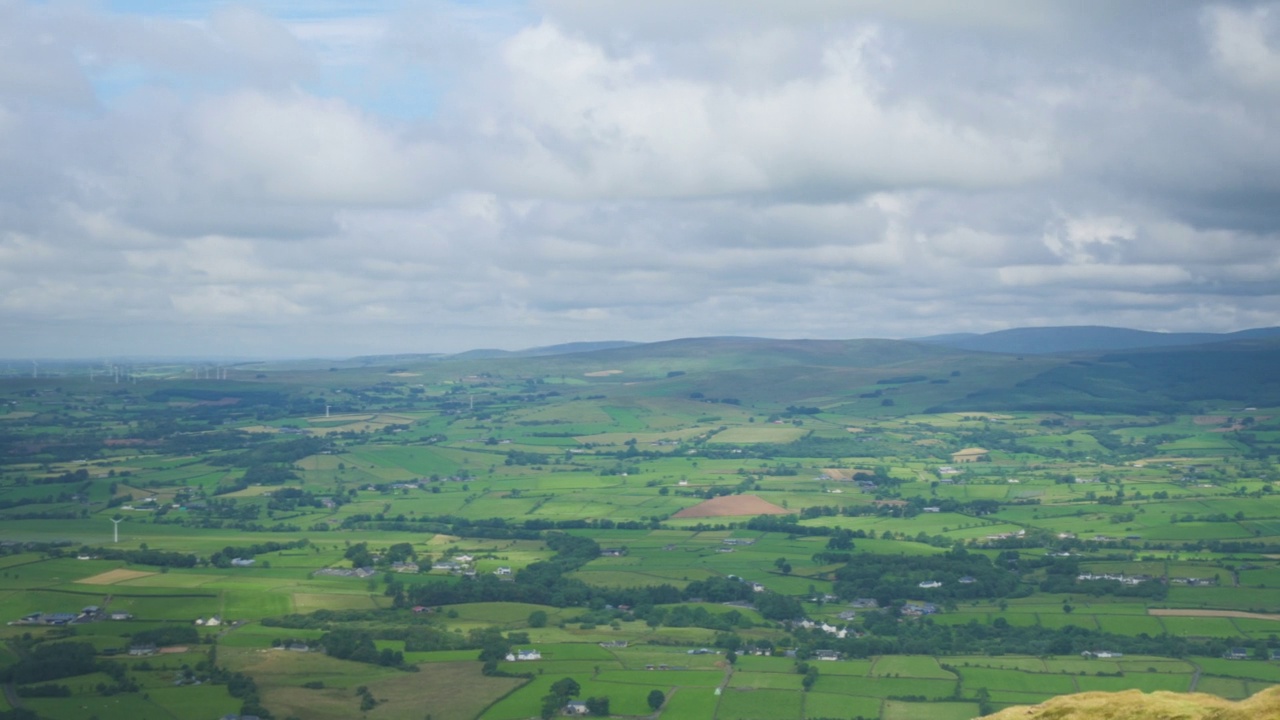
981;686;1280;720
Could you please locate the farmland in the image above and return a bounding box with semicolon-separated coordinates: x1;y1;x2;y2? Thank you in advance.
2;336;1280;719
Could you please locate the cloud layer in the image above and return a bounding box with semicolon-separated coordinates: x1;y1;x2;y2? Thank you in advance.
2;0;1279;357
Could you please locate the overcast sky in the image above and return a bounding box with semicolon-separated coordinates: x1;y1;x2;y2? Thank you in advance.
3;0;1280;358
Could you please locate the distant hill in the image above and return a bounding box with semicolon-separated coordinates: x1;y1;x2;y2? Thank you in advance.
914;326;1280;355
567;336;962;368
927;338;1280;414
255;331;1280;415
450;341;639;360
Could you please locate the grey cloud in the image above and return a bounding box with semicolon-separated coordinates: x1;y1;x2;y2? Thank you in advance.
3;1;1280;357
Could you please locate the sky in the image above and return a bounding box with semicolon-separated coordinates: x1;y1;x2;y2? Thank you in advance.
3;0;1280;358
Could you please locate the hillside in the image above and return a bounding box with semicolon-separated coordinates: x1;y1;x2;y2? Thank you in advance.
929;338;1280;413
238;333;1280;414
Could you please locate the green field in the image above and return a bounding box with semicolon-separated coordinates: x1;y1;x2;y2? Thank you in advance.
4;345;1280;719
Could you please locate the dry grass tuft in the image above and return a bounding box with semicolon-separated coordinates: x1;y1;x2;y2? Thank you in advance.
980;686;1280;720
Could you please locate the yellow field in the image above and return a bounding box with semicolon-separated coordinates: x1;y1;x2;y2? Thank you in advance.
78;568;156;585
293;593;384;612
583;369;623;376
243;413;415;436
118;572;225;588
1149;609;1280;621
221;485;303;498
709;426;807;444
575;428;710;446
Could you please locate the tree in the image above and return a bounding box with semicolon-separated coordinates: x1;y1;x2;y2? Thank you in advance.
647;689;665;711
541;677;581;720
802;665;819;691
585;696;610;716
528;610;548;628
550;678;580;699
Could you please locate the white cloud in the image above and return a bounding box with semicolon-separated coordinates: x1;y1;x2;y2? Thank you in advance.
1042;214;1136;264
1205;4;1280;91
188;89;442;204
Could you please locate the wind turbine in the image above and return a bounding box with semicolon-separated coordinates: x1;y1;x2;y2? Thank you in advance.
111;517;123;544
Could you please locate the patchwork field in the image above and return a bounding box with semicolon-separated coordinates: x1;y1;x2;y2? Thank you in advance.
5;344;1280;719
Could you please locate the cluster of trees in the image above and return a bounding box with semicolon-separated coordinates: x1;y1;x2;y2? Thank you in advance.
319;628;408;669
209;538;309;567
537;678;609;719
130;625;199;647
398;534;801;624
208;436;329;468
267;487;340;512
830;613;1270;660
833;546;1022;604
31;468;92;485
1;641;98;684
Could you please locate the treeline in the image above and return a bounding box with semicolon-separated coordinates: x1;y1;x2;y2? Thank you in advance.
263;613;469;653
319;628;409;668
339;514;654;539
209;538;309;567
72;546;198;568
832;547;1022;603
146;387;291;407
837;613;1268;661
1036;557;1166;599
797;497;1003;521
267;487;337;512
130;625;200;647
15;684;71;697
33;468;91;485
208;436;329;468
263;608;448;631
